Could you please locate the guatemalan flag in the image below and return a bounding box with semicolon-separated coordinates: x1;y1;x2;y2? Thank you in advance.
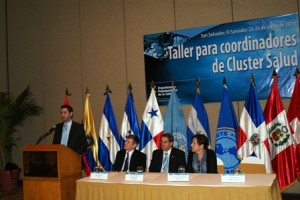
120;90;140;148
237;80;272;173
287;68;300;177
140;88;164;167
187;87;211;151
264;72;297;190
98;93;122;171
164;89;187;153
215;78;240;173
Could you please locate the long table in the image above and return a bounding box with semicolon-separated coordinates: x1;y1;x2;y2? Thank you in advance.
76;172;281;200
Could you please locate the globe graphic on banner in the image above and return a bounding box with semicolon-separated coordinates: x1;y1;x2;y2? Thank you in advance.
215;129;240;173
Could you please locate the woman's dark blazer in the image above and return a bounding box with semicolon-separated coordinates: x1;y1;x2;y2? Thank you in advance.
186;149;218;173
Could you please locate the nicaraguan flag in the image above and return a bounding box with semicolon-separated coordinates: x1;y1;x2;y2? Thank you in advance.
98;94;122;171
237;82;272;173
187;92;211;151
164;89;187;153
140;88;164;167
215;80;240;173
120;91;140;148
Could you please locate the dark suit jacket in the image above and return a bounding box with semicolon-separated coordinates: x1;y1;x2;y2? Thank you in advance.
149;148;186;173
113;149;147;172
52;121;88;154
186;149;218;173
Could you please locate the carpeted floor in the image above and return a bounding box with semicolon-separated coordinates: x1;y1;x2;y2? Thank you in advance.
0;188;22;200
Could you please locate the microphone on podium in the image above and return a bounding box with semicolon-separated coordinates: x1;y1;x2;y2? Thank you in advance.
36;125;56;144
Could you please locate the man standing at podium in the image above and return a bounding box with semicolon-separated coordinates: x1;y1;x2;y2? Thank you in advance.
53;105;87;154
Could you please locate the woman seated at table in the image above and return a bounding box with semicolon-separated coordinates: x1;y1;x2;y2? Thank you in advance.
186;134;218;173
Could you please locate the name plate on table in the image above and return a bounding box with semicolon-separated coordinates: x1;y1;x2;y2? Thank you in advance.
221;174;245;183
168;173;189;182
90;172;109;180
125;172;144;182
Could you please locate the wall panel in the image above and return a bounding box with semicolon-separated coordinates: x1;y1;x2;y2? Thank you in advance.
80;0;126;127
41;0;83;135
124;0;175;123
0;0;8;92
7;0;44;171
232;0;298;21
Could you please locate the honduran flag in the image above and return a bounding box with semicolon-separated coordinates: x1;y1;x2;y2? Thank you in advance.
264;72;297;190
164;89;187;153
237;81;272;173
215;78;240;173
98;93;122;171
287;68;300;177
140;88;164;168
187;88;211;151
120;90;140;148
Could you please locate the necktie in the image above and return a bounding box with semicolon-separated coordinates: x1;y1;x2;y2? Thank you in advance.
61;124;68;146
162;152;169;172
123;152;129;172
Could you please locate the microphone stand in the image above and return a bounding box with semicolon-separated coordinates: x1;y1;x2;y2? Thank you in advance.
36;127;55;144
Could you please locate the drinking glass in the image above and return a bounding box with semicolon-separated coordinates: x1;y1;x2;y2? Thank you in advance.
178;166;185;173
137;166;144;173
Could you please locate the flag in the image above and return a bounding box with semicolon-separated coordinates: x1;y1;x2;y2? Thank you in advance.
264;73;297;190
140;88;164;167
120;90;140;148
287;69;300;177
98;94;122;171
187;89;211;151
83;90;101;175
164;89;187;153
215;79;240;173
237;81;272;173
64;88;71;105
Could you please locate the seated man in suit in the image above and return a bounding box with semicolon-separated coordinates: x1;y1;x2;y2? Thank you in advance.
53;105;87;154
113;134;146;172
149;133;186;173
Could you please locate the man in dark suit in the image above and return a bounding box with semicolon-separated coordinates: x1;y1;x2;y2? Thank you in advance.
149;133;186;173
113;134;146;172
53;105;87;154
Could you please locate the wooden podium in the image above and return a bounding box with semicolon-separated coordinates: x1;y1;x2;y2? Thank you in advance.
22;144;82;200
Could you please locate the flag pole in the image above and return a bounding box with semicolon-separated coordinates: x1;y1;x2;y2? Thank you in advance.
196;77;200;94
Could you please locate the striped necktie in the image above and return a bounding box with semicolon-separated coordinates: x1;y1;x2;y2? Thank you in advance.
162;152;169;172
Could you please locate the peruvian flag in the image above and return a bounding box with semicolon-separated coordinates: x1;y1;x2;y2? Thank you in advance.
140;88;164;168
264;72;297;190
287;68;300;177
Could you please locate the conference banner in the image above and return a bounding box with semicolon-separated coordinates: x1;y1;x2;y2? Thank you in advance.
144;13;299;105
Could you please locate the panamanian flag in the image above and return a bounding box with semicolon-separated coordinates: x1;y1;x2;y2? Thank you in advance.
187;89;211;151
120;90;140;148
237;81;272;173
98;94;122;171
140;88;164;168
